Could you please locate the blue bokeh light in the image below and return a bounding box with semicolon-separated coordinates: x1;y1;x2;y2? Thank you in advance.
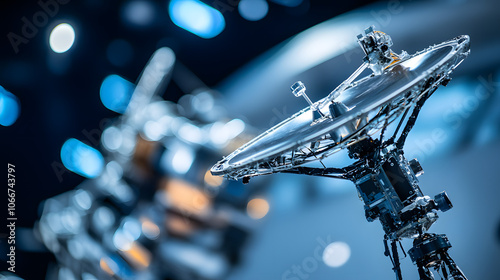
100;75;135;114
0;86;20;127
61;138;105;178
238;0;269;21
168;0;225;39
122;0;156;27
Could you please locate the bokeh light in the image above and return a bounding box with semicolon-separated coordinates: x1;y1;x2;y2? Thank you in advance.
49;23;75;53
322;241;351;267
141;218;160;240
247;198;270;219
61;138;105;178
122;0;155;27
100;75;135;114
238;0;269;21
204;170;224;187
0;86;20;127
171;147;195;174
168;0;225;39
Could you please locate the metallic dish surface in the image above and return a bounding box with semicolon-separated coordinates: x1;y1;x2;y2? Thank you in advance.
212;35;469;179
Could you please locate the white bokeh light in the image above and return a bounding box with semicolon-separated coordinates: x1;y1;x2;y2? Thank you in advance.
171;147;195;174
322;241;351;267
49;23;75;53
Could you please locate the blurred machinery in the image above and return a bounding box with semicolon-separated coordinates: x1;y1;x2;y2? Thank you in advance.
36;47;268;280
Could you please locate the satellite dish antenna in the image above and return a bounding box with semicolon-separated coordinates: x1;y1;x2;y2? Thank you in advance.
212;26;470;280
